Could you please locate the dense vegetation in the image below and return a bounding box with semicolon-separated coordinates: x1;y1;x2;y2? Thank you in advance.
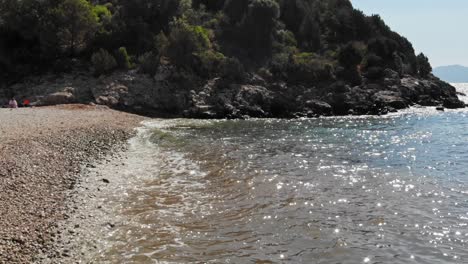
0;0;433;85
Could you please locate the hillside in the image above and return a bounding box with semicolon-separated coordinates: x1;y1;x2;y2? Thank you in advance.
434;65;468;83
0;0;465;117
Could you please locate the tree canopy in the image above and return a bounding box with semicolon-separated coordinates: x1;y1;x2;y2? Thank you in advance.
0;0;432;84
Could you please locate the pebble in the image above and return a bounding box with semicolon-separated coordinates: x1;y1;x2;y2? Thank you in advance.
0;105;143;263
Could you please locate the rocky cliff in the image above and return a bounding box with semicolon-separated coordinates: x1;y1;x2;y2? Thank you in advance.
3;67;464;118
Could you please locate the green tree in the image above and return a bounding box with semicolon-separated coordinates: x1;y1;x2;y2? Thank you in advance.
115;47;132;69
223;0;249;23
51;0;99;55
166;18;211;67
338;42;364;68
155;31;170;55
242;0;280;58
416;52;432;77
91;48;117;75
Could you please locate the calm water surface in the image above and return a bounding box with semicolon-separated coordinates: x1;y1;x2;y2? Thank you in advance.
95;84;468;264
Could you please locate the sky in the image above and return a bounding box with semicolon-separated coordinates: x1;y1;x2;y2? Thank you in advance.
351;0;468;67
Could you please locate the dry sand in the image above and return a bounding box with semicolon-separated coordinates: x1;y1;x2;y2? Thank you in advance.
0;105;144;263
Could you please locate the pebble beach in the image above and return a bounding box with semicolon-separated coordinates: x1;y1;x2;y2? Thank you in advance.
0;105;143;263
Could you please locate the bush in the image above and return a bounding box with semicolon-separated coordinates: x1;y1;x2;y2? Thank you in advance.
417;52;432;77
93;4;111;22
138;52;159;75
363;53;384;79
242;0;280;58
338;42;364;68
193;50;225;77
270;52;291;74
166;18;212;67
336;67;362;86
366;66;384;79
155;31;169;55
222;57;245;80
115;47;132;69
393;52;404;75
287;52;335;83
91;49;117;75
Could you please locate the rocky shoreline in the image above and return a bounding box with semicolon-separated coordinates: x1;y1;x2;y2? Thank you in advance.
0;105;144;263
1;68;465;119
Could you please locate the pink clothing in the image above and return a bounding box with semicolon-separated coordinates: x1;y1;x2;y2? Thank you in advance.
8;99;18;108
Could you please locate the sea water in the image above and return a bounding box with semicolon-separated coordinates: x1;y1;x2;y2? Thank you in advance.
92;84;468;264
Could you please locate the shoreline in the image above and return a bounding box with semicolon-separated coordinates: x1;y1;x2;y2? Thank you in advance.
38;124;157;263
1;101;467;263
0;105;144;263
38;146;138;263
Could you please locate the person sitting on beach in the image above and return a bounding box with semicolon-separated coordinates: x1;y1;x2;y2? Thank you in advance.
22;99;30;107
8;98;18;108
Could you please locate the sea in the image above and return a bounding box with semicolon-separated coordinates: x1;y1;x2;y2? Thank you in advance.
90;84;468;264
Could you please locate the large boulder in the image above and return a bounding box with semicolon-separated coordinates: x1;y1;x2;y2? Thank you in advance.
382;69;401;87
37;91;76;106
234;85;272;117
305;99;332;116
373;91;407;109
443;97;466;109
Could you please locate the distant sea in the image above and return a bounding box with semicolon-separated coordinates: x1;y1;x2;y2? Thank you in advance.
452;83;468;102
90;84;468;263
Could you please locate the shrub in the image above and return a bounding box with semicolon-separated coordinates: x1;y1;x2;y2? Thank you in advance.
275;30;297;48
166;18;212;67
91;49;117;75
115;47;132;69
222;57;245;80
242;0;280;58
416;52;432;77
93;4;111;22
363;53;384;79
138;52;160;76
287;52;335;83
193;50;226;77
155;31;169;55
338;42;364;68
336;66;362;86
270;52;290;72
393;52;404;75
366;66;384;79
223;0;250;23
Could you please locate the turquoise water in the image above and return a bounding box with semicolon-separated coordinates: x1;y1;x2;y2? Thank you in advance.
96;85;468;263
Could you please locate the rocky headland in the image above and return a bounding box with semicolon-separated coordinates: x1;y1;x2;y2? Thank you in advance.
1;0;465;119
2;68;465;119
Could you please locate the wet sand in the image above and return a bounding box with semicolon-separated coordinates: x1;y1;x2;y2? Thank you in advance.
0;105;144;263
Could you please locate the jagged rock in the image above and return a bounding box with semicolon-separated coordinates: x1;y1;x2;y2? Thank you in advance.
417;95;439;106
3;67;465;118
305;100;332;116
443;97;465;109
373;91;407;109
235;85;272;117
383;69;401;86
96;96;119;106
154;65;174;81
